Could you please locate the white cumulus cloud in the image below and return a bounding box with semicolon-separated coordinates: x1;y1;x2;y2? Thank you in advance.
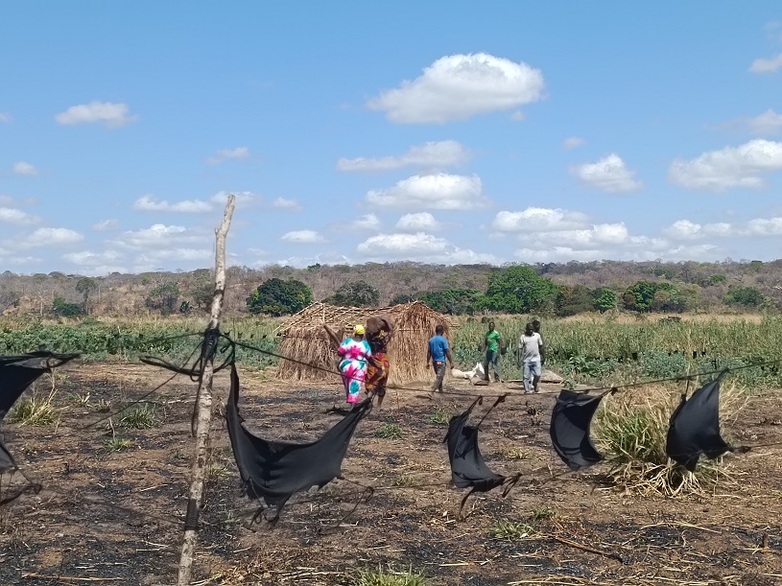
744;217;782;236
571;154;642;193
271;197;302;211
507;217;717;263
210;191;258;206
281;230;327;244
492;208;590;233
746;109;782;135
357;232;495;264
16;227;83;249
526;223;634;249
55;101;137;128
337;140;470;172
396;212;441;232
668;139;782;190
110;224;207;249
349;214;381;231
0;207;39;225
13;161;39;176
63;249;125;267
358;233;444;255
750;53;782;73
663;220;733;240
207;147;250;165
367;52;545;124
366;173;487;210
132;194;212;213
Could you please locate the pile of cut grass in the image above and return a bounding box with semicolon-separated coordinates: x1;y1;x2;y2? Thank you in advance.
592;382;746;496
8;390;58;426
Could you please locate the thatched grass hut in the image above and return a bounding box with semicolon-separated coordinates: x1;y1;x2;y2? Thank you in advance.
274;301;455;386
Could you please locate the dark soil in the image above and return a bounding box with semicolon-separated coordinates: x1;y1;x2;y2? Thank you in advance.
1;362;780;585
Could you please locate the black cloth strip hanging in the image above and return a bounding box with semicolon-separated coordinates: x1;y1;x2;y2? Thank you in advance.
666;376;731;471
444;397;506;493
549;389;605;471
225;364;371;523
1;351;77;505
1;351;79;472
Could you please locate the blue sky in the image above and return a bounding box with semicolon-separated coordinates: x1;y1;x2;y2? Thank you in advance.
2;2;782;275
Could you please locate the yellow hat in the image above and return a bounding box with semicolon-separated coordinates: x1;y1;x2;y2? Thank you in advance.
354;324;365;335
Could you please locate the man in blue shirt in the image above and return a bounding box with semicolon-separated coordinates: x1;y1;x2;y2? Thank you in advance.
427;325;454;392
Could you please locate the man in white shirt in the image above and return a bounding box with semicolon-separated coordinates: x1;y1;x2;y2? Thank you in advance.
518;322;544;394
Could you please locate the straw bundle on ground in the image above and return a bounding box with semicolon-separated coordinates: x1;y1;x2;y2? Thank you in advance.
274;301;455;386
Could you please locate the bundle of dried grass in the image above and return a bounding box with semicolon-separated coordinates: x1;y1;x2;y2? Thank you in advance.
275;301;455;386
591;383;746;496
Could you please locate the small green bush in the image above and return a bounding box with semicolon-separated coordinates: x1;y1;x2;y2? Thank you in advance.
640;350;687;379
352;567;426;586
375;423;403;439
119;404;158;429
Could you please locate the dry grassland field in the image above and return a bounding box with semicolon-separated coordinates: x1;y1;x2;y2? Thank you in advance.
1;315;781;586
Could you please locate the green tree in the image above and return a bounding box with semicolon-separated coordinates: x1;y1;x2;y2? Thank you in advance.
391;293;415;305
189;278;214;312
418;288;485;314
146;281;181;314
326;280;379;307
724;286;764;307
75;277;97;314
555;285;596;316
622;280;657;312
650;282;684;312
246;278;313;315
483;265;558;314
623;281;696;313
593;287;618;312
52;297;84;317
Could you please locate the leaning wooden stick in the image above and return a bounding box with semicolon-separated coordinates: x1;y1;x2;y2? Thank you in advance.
550;534;624;562
176;194;236;586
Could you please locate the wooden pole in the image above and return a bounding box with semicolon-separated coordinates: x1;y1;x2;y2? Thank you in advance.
176;194;236;585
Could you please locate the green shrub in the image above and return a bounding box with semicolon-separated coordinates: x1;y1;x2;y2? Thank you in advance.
375;423;403;439
119;404;158;429
352;567;426;586
640;350;687;379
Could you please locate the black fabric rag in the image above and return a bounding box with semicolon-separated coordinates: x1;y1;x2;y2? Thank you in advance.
225;364;371;523
549;389;605;471
666;377;731;471
444;396;519;516
0;352;78;503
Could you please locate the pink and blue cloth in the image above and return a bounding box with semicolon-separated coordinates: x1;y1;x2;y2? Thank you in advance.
337;338;372;404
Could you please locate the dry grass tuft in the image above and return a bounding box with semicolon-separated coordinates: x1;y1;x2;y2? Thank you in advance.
592;382;746;496
8;390;58;426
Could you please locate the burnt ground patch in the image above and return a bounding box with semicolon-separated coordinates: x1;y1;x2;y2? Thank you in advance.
0;363;780;585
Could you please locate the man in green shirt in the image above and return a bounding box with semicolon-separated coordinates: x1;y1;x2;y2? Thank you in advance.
482;320;502;383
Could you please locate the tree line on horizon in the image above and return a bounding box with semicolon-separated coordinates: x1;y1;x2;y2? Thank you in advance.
243;265;778;317
0;259;780;319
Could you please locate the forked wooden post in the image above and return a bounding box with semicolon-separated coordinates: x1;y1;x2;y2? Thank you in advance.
176;194;236;585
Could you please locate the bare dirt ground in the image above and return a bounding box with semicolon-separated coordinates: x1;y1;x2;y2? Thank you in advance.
1;361;781;586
